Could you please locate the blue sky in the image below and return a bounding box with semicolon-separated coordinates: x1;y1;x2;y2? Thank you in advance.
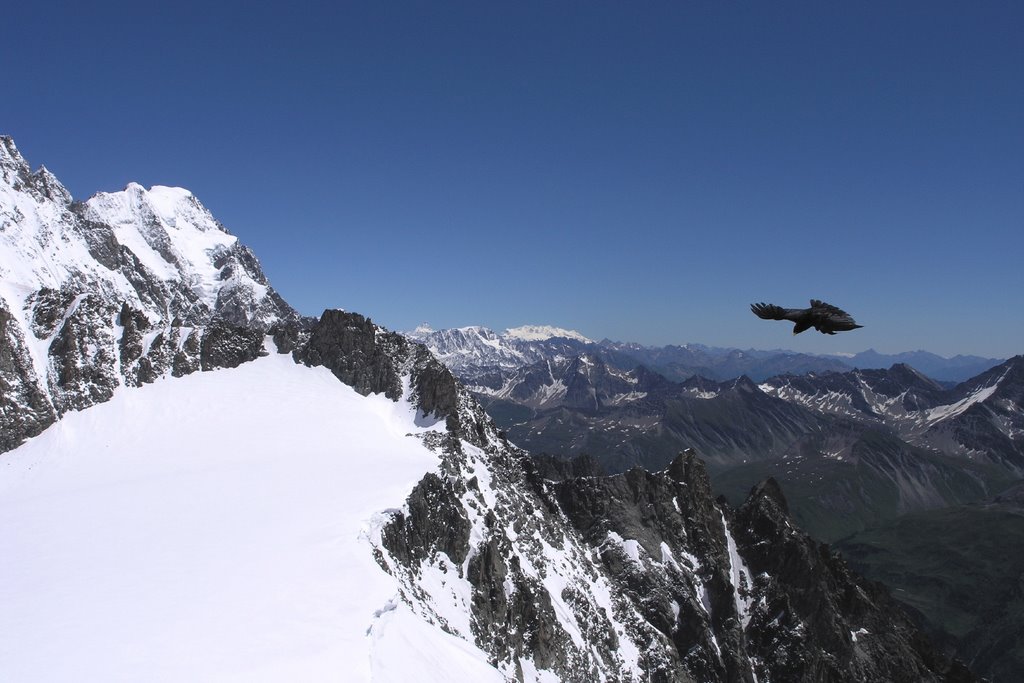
4;1;1022;358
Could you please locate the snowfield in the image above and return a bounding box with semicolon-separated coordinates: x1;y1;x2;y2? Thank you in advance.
0;349;505;682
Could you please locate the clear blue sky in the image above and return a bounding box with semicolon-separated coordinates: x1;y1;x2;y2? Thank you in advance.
4;1;1022;358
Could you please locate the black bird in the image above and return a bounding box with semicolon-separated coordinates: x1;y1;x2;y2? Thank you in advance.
750;299;863;335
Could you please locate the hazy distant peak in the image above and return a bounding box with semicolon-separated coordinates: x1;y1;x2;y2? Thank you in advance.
458;324;499;336
409;322;435;338
504;325;592;343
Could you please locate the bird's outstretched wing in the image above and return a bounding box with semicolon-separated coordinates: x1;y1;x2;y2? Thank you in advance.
810;300;859;325
751;302;806;322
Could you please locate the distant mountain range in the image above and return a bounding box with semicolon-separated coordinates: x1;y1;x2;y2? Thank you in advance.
830;349;1006;383
409;324;1005;384
410;324;1022;539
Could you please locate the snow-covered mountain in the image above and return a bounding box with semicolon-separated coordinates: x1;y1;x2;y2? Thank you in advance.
0;135;295;452
0;137;975;681
406;323;598;389
413;324;1004;385
504;324;593;343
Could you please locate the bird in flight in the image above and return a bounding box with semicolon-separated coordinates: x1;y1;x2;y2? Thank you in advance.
750;299;863;335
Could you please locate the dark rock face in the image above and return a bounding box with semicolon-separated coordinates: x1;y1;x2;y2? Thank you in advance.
47;293;120;413
733;479;974;683
371;427;646;681
409;343;461;423
299;310;404;400
542;451;744;682
0;300;56;452
380;470;472;566
534;450;975;682
270;316;315;355
172;329;203;377
295;309;462;427
199;323;267;371
528;453;607;480
464;532;568;676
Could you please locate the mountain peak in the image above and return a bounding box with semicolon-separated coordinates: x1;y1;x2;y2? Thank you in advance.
0;134;26;168
31;165;72;204
887;362;945;391
0;135;32;187
746;477;790;516
503;325;592;343
0;140;296;444
408;322;435;339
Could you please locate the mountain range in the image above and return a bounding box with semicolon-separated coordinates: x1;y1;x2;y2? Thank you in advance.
0;135;993;681
412;321;1023;679
413;325;1021;533
409;324;1005;385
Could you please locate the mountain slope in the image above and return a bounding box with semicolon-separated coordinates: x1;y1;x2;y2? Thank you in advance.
474;352;829;474
0;349;504;682
837;485;1024;682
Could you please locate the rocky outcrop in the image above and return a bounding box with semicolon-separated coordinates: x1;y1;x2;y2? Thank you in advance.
294;309;461;426
532;449;976;682
359;337;979;683
0;299;56;452
298;309;405;401
538;450;746;682
733;478;974;682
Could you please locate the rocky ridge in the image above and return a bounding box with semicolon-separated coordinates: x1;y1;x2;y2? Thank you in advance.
293;310;974;681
